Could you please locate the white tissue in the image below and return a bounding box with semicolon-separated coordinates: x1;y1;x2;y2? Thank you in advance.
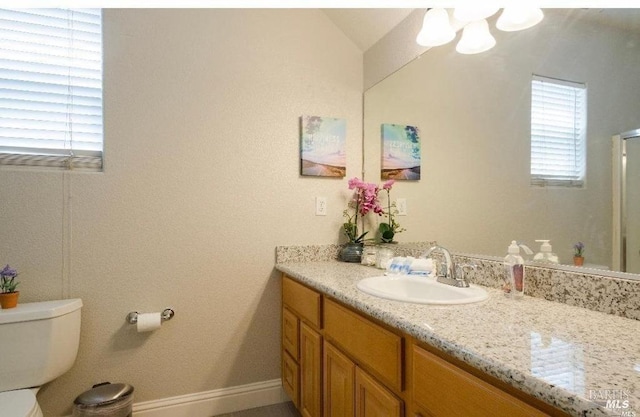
137;312;162;332
410;258;434;272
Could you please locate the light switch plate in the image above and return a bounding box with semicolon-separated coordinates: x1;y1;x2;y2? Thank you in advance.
396;198;407;216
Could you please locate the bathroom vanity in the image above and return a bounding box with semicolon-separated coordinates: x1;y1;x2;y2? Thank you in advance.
276;258;640;417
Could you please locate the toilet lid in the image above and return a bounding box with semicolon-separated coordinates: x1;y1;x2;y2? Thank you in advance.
0;390;41;417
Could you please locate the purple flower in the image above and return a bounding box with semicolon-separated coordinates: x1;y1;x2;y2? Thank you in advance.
0;264;17;278
0;264;19;293
382;179;395;190
573;242;585;257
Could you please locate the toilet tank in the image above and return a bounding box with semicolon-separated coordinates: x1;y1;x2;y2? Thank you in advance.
0;298;82;392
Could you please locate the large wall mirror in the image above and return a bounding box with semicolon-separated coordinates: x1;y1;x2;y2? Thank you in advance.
363;9;640;277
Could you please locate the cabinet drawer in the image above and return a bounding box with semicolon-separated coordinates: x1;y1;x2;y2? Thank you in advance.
283;307;299;359
282;350;299;408
324;298;403;392
283;276;322;329
412;345;548;417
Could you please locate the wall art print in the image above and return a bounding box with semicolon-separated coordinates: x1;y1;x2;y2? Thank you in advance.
381;123;421;180
300;115;346;177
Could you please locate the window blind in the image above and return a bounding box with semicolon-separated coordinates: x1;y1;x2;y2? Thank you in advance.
531;75;586;187
0;8;103;170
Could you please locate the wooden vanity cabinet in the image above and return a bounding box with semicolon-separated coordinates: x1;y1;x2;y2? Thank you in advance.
281;274;568;417
282;276;323;417
283;275;404;417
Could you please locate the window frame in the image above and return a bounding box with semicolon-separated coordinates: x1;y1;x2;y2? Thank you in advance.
0;8;103;171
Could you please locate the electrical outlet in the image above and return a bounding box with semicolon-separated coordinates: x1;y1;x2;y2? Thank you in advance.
396;198;407;216
315;197;327;216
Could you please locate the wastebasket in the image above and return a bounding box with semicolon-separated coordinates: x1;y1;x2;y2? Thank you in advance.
72;382;134;417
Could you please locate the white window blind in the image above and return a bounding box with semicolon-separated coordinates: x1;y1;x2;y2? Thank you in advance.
531;75;586;187
0;8;103;170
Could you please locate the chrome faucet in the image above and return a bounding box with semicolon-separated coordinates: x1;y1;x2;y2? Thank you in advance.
422;245;470;288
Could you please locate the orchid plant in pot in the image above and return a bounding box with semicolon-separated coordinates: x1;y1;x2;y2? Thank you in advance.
0;264;20;309
378;179;405;243
341;177;383;262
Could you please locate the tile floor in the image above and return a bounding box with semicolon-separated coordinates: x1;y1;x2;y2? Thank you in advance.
215;402;300;417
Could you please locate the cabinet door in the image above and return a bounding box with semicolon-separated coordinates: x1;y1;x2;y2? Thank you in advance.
301;322;323;417
355;367;403;417
324;341;355;417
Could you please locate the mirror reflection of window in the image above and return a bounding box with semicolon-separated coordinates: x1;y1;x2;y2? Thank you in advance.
531;75;587;188
530;332;585;394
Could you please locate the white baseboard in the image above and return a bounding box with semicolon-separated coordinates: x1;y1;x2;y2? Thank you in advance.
131;379;287;417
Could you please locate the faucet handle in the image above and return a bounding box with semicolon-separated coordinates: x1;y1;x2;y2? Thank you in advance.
455;263;476;283
435;260;448;277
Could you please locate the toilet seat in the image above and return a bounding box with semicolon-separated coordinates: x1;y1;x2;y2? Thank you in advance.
0;389;43;417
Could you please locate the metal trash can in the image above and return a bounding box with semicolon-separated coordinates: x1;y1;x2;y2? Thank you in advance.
72;382;134;417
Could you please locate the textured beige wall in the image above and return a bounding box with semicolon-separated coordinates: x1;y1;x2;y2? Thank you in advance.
363;9;425;90
0;9;362;416
364;9;640;266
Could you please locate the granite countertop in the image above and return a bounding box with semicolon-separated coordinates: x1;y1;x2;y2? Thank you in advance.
275;261;640;417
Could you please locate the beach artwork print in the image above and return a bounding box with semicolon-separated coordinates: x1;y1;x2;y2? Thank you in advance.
381;123;421;180
300;115;346;177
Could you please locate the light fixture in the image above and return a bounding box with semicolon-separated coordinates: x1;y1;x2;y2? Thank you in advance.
496;7;544;32
416;8;545;55
453;7;499;22
455;19;496;55
416;8;456;47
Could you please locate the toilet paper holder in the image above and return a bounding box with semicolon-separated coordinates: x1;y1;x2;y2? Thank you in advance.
126;308;175;324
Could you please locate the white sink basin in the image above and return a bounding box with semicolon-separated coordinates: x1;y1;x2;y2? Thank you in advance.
356;275;489;305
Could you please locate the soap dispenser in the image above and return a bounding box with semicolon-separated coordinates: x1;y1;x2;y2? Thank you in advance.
503;241;532;298
533;240;559;264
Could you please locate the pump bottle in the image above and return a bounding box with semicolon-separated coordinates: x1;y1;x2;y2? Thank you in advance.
533;240;559;264
503;241;532;298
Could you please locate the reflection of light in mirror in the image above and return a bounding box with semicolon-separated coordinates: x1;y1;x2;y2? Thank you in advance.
497;7;544;32
530;332;585;394
456;19;496;54
416;8;544;54
635;364;640;373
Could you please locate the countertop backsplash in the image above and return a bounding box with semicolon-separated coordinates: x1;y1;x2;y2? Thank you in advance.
276;243;640;321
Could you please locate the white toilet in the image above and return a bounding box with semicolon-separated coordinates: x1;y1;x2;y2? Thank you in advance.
0;298;83;417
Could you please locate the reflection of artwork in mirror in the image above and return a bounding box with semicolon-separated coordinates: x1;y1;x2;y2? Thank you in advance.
300;115;346;177
381;123;421;180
